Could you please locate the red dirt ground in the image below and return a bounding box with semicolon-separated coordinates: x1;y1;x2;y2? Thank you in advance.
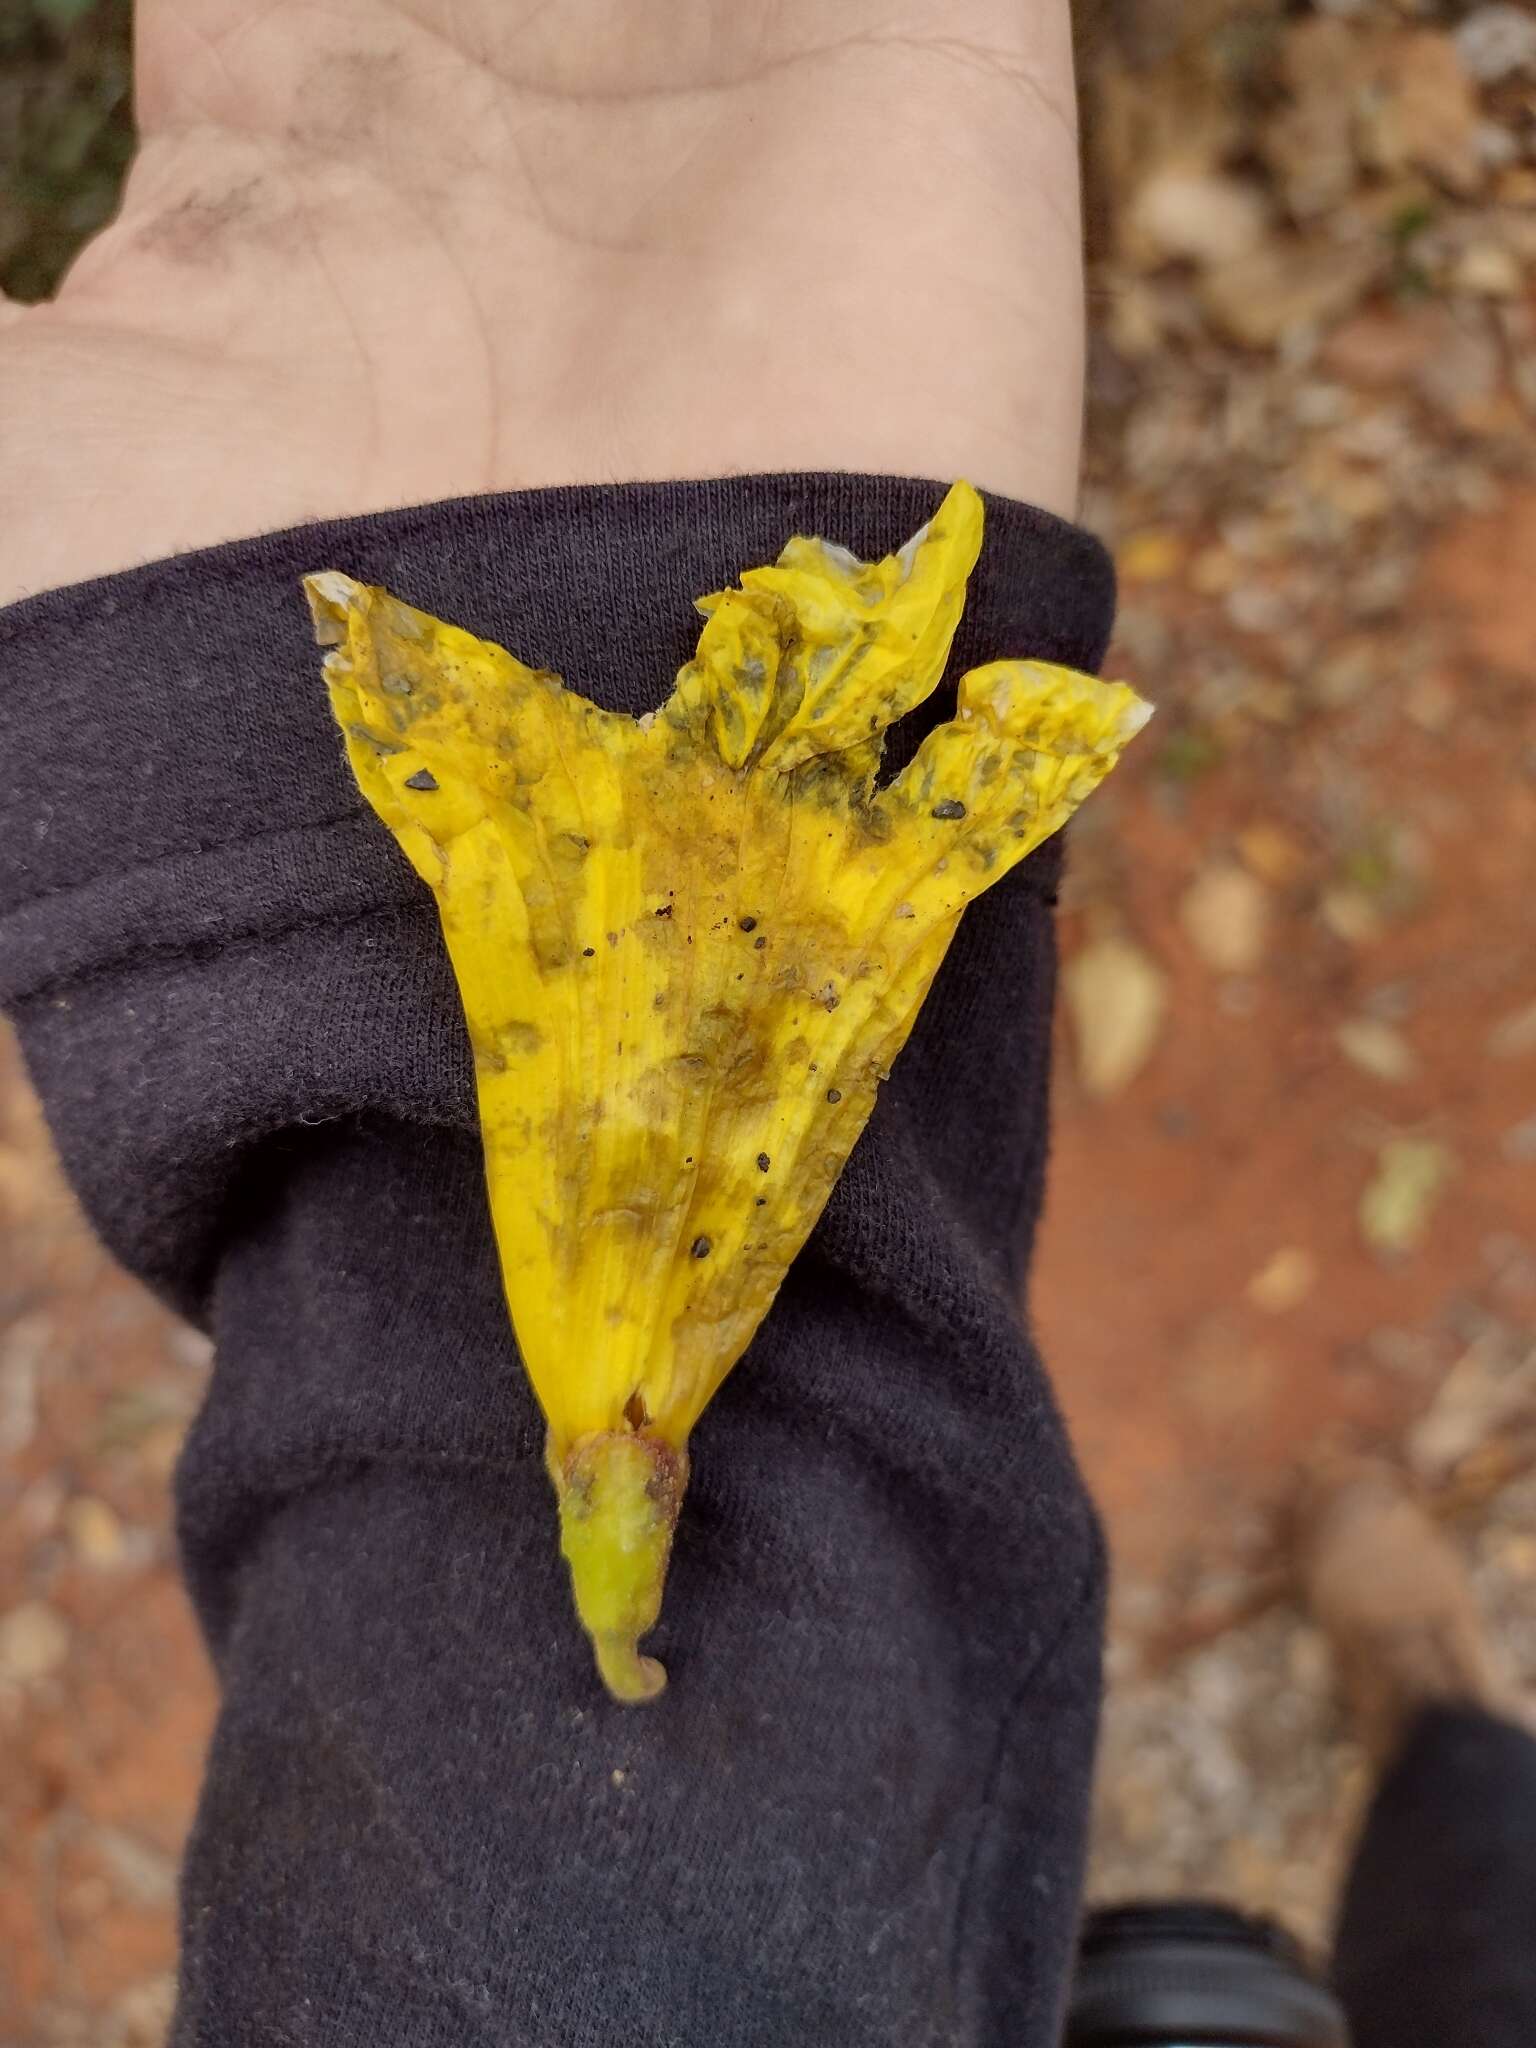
1041;491;1536;1587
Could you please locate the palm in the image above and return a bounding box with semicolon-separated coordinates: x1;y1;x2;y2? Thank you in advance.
0;0;1085;606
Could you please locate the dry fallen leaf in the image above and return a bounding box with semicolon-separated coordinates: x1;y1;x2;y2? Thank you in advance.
0;1600;70;1684
1064;935;1168;1099
1118;528;1185;585
1261;15;1371;221
1337;1016;1418;1083
64;1495;125;1570
1451;242;1524;298
1129;168;1272;270
1455;4;1536;86
1180;861;1271;975
1191;544;1241;596
1319;886;1385;946
1359;1137;1454;1255
1199;240;1381;351
1237;821;1309;889
1361;29;1483;196
1408;1338;1533;1475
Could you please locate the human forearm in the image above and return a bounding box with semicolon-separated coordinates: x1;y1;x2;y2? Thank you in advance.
0;472;1113;2044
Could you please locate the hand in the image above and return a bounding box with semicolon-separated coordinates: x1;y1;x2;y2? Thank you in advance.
0;0;1085;605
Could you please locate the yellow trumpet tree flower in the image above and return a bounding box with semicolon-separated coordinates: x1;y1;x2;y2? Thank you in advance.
305;482;1149;1701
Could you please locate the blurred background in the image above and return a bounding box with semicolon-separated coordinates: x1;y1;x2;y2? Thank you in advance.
2;0;1535;2039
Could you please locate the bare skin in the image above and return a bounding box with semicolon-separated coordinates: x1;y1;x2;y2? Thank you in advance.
0;0;1085;605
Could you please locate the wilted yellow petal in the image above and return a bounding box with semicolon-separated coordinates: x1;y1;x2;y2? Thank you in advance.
306;483;1149;1698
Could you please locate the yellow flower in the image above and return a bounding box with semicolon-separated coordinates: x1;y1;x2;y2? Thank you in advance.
305;482;1149;1700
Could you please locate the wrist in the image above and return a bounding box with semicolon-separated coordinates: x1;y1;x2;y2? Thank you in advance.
3;1;1084;600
